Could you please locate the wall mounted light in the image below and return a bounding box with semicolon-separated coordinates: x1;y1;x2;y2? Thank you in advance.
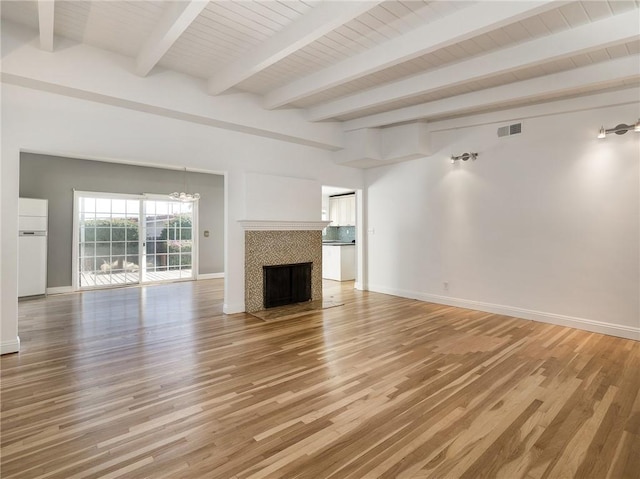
450;152;478;164
597;119;640;139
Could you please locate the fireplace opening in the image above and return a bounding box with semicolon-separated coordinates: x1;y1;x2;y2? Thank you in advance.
263;262;312;309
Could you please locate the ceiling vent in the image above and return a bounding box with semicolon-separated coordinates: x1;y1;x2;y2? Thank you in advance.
497;122;522;137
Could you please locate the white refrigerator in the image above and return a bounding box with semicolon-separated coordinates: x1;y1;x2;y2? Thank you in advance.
18;198;48;297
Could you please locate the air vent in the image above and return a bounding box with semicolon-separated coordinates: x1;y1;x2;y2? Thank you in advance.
497;122;522;137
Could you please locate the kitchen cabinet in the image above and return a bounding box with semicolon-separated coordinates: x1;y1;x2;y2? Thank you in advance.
322;244;355;281
329;194;355;226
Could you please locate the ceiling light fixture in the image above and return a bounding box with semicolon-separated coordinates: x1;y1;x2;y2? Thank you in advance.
169;168;200;202
597;119;640;139
450;152;478;164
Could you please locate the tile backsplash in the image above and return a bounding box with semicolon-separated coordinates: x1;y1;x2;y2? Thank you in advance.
323;226;356;243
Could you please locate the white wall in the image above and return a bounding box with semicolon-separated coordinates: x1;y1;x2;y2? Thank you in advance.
0;84;363;353
365;102;640;339
245;172;321;221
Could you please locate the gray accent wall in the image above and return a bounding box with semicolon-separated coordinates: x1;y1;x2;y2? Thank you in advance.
19;153;224;288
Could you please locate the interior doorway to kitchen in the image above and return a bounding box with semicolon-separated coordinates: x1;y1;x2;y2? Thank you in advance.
73;192;196;290
321;186;363;292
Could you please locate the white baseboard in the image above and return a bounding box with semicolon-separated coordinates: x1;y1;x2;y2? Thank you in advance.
1;337;20;355
367;284;640;341
47;286;74;295
223;302;245;314
354;282;364;290
198;273;224;280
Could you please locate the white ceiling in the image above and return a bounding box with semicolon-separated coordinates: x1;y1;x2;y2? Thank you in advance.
1;0;639;130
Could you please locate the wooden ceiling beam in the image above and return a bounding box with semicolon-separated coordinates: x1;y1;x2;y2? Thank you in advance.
37;0;55;52
136;1;208;77
308;11;640;122
264;1;561;110
207;1;382;95
342;55;640;131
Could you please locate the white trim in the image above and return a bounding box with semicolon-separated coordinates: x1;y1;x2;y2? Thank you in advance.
1;337;21;355
239;220;331;231
198;272;224;280
47;286;74;295
192;200;199;282
72;191;80;290
74;190;145;200
355;189;364;291
367;285;640;341
223;172;231;322
223;302;245;314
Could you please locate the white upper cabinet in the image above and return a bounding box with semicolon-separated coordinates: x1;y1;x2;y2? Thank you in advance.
329;194;355;226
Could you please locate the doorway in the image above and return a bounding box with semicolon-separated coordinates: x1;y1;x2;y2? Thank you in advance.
321;186;364;291
74;192;196;290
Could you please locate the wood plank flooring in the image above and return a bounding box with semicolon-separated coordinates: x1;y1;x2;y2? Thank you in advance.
2;279;639;478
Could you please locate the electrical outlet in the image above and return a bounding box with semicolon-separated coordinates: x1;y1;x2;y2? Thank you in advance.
443;281;449;292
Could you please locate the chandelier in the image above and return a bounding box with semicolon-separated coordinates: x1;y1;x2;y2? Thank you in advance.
169;168;200;202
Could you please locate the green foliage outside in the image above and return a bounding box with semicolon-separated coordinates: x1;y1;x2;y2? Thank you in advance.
159;215;192;240
81;215;194;269
82;218;139;241
160;216;193;266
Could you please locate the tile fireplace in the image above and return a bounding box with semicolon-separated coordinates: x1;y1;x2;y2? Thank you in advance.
241;221;329;313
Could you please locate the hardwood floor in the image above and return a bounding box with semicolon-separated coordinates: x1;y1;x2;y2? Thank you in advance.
2;279;639;478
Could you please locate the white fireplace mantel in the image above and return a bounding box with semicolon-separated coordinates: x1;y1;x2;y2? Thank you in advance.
239;220;331;231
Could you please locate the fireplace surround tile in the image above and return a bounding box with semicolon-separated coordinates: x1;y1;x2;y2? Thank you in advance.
245;230;322;313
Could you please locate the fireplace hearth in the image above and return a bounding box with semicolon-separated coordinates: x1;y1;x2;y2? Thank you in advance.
263;262;312;309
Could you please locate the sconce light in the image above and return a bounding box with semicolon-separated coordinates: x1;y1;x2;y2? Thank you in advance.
450;152;478;164
597;119;640;139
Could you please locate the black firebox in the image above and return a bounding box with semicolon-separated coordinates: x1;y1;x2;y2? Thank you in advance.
263;262;312;309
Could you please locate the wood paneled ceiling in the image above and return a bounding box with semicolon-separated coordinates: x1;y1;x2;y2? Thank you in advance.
2;0;639;129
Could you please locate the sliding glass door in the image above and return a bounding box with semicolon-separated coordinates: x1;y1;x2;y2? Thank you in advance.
75;193;196;290
143;200;194;282
77;195;141;288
